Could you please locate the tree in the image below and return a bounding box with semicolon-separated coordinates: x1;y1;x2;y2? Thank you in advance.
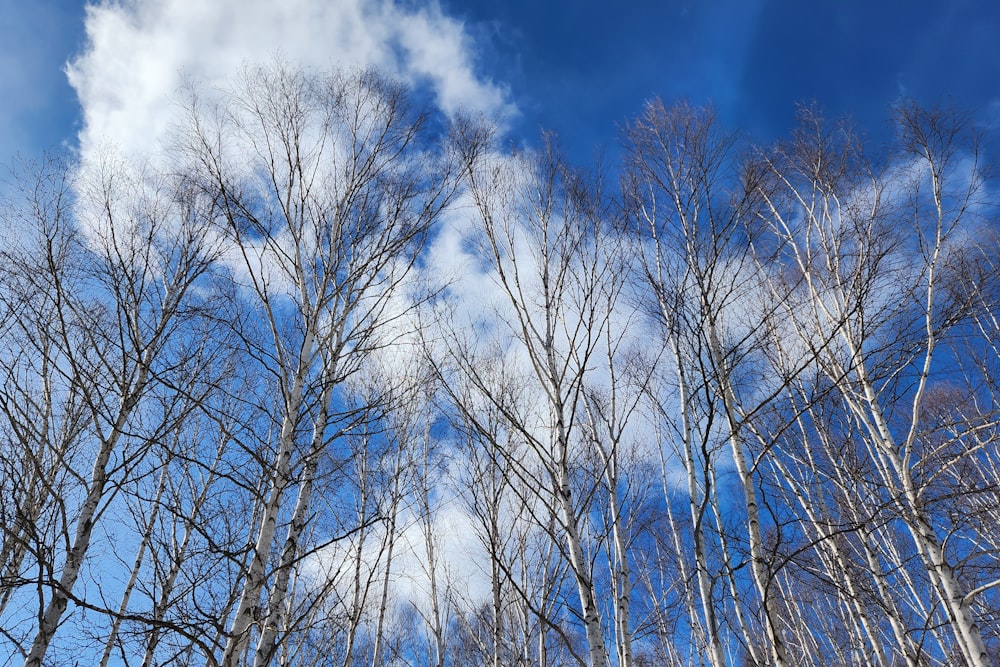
0;151;221;667
624;100;795;667
752;104;999;666
176;61;463;667
3;60;997;666
430;130;639;667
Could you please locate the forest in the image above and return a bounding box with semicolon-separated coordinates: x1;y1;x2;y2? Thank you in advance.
1;62;998;667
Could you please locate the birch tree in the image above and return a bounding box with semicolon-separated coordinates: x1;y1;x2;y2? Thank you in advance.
0;152;221;666
754;104;999;666
624;100;797;666
178;62;461;667
432;132;633;667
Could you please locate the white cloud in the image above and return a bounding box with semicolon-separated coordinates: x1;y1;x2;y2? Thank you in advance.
304;495;496;629
67;0;513;163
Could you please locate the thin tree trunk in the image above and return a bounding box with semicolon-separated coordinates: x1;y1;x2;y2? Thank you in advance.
252;383;332;667
556;462;608;667
98;462;169;667
142;439;225;667
704;320;789;667
219;357;309;667
24;363;149;667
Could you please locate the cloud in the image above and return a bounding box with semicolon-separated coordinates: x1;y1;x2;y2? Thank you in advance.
303;494;496;631
66;0;513;163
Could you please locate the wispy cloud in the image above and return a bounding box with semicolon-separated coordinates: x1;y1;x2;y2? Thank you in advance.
67;0;514;162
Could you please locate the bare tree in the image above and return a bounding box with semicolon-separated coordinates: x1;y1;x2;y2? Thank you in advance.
4;61;997;667
753;103;998;666
176;61;462;667
624;100;796;667
0;150;221;667
430;129;636;667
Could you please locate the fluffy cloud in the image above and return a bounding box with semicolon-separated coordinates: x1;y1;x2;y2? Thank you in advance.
67;0;513;162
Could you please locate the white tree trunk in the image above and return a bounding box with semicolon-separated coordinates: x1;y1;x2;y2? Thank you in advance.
705;322;790;667
220;350;309;667
556;463;608;667
24;358;150;667
252;383;332;667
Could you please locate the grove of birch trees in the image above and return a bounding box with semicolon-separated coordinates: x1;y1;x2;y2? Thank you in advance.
1;62;998;667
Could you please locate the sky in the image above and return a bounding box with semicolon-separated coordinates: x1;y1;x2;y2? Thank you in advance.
1;0;999;169
0;2;996;659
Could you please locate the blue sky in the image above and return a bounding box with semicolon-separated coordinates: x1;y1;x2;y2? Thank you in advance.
440;0;1000;157
2;0;999;166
